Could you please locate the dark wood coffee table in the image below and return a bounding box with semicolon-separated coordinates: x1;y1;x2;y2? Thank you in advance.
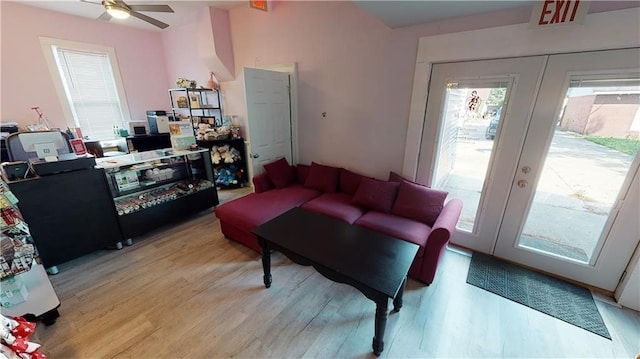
251;207;419;355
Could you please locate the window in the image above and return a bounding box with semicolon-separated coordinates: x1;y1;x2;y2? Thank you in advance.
40;37;130;140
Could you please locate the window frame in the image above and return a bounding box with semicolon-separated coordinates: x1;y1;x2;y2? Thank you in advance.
39;36;131;139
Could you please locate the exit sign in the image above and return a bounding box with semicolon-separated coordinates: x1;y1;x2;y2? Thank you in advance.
250;0;268;11
530;0;590;28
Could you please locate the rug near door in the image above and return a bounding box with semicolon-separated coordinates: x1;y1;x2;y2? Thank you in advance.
466;252;611;339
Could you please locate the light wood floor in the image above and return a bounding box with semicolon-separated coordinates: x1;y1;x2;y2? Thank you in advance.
31;188;640;358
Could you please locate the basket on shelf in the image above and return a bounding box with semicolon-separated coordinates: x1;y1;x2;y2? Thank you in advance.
204;131;229;141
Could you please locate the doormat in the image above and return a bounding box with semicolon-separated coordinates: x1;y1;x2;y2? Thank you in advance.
519;234;588;262
466;252;611;339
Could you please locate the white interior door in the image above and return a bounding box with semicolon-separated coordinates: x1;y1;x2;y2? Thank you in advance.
244;67;292;178
422;48;640;290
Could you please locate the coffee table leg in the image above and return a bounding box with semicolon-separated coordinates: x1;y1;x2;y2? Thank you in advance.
372;298;388;356
259;238;272;288
393;276;407;312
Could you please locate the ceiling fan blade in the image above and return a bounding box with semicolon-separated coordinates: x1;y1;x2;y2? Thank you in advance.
79;0;103;5
97;11;112;21
128;4;174;13
129;10;169;29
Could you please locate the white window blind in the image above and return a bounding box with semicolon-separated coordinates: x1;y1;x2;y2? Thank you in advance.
53;47;125;140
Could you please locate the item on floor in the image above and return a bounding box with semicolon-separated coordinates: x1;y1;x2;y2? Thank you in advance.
466;252;611;339
0;314;47;358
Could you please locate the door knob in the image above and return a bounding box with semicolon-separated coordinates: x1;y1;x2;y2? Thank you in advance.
517;180;528;188
252;153;260;158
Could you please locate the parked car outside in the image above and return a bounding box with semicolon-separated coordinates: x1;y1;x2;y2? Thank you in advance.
485;107;501;140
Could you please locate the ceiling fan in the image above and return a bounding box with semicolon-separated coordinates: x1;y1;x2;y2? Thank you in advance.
80;0;174;29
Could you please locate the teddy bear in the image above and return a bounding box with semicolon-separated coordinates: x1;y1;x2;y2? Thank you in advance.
195;123;211;141
228;147;242;162
211;146;221;164
216;145;235;164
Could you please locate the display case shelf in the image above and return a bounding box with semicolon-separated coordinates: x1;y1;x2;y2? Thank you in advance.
96;148;219;239
113;179;214;216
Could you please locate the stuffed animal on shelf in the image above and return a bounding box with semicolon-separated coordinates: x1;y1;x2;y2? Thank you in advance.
215;164;239;186
211;146;221;164
195;123;211;141
216;145;234;164
228;147;242;162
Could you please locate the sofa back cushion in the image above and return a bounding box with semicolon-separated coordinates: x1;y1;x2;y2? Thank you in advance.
392;180;448;226
388;171;407;183
304;162;340;192
352;177;400;213
252;173;274;193
340;168;364;195
264;157;295;188
388;171;430;187
296;164;311;184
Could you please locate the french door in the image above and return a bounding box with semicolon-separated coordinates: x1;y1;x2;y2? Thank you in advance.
419;48;640;290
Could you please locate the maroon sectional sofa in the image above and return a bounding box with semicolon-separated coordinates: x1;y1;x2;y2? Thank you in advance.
214;160;463;285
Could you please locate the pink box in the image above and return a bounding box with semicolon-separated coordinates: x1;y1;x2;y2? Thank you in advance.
70;138;87;155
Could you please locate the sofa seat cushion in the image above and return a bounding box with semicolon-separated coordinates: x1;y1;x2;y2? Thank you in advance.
301;193;366;224
355;211;430;258
215;184;321;230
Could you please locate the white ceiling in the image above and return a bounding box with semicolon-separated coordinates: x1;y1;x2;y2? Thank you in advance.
13;1;245;31
15;0;541;31
12;0;640;31
353;0;535;28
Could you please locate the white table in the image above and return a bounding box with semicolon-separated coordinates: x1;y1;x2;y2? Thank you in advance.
1;262;60;325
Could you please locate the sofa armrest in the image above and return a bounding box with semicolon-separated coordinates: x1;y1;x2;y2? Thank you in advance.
252;173;273;193
429;199;463;244
421;198;463;284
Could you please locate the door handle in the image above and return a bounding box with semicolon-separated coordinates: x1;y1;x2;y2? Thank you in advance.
517;180;528;188
252;153;260;159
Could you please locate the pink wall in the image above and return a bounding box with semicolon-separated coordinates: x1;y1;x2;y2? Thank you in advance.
210;8;235;81
3;1;636;175
0;2;171;130
161;21;211;93
225;2;532;178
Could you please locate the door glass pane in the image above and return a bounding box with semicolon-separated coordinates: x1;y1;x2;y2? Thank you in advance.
519;75;640;262
434;82;508;232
